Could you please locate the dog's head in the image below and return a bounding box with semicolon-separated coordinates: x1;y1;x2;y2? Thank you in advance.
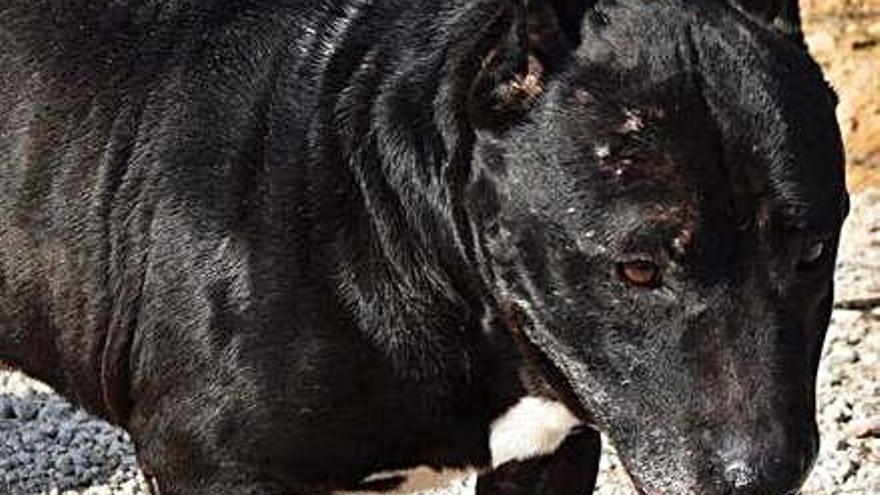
468;1;848;493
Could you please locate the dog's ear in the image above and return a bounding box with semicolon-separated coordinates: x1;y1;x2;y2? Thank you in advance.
735;0;805;48
467;0;593;129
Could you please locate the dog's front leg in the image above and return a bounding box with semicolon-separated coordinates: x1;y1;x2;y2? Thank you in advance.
476;428;601;495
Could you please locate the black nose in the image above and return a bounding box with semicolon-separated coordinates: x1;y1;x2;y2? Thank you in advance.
722;460;757;489
717;455;809;495
712;420;818;495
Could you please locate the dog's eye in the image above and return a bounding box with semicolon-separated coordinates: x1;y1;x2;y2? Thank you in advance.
797;240;828;269
618;261;661;288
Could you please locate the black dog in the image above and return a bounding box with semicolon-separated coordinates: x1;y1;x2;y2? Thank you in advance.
0;0;847;494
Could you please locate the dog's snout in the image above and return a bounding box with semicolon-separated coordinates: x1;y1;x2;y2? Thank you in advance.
722;460;756;489
714;452;812;495
703;413;820;495
715;457;767;495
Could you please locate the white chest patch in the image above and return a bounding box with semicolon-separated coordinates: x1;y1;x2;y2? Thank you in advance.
337;466;476;495
489;396;581;468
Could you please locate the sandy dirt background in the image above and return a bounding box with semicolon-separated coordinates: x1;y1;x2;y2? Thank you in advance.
1;2;878;494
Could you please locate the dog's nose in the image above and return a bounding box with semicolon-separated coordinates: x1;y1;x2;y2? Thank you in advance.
717;456;806;495
712;422;817;495
719;459;766;494
722;460;756;489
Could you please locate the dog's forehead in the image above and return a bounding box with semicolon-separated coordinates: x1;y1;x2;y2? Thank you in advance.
556;93;842;239
550;1;846;229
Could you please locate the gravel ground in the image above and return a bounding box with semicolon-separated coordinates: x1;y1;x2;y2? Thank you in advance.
0;191;878;494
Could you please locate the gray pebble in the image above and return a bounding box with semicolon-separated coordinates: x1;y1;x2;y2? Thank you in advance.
12;400;38;421
38;401;73;421
0;396;13;419
56;425;75;445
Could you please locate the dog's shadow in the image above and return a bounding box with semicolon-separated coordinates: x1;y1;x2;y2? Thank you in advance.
0;390;144;494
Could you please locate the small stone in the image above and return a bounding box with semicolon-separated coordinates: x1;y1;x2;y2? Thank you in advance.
20;429;41;445
845;321;868;345
88;448;106;465
32;455;50;473
56;425;75;445
57;461;74;476
72;409;91;423
38;401;73;421
57;474;77;489
14;451;32;466
39;422;58;438
806;31;836;55
861;350;879;366
70;451;88;468
832;309;864;327
827;347;858;366
12;401;38;421
846;417;880;439
0;397;13;419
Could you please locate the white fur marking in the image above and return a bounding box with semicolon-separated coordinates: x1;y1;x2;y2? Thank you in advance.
338;466;474;495
489;396;581;468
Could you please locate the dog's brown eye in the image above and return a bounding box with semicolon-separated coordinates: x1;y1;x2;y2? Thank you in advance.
618;261;661;288
798;240;828;269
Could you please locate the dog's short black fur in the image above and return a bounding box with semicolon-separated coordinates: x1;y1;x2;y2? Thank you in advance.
0;1;847;494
